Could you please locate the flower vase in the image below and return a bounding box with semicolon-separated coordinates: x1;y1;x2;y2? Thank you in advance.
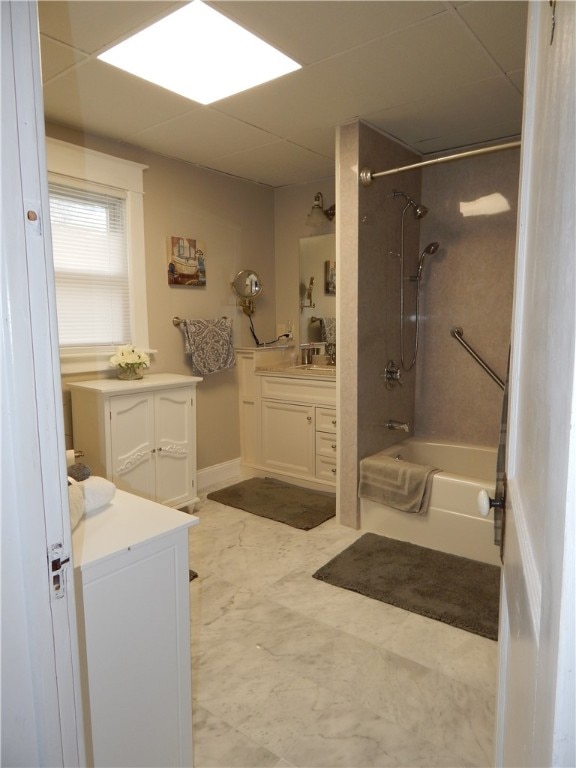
117;365;144;380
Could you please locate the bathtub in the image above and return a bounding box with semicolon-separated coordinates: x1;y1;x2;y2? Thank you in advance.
359;438;500;565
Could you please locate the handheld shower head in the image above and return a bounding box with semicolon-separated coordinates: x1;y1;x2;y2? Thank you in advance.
391;189;428;218
416;242;440;279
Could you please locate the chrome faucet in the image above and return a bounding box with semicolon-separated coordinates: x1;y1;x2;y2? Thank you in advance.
385;420;410;432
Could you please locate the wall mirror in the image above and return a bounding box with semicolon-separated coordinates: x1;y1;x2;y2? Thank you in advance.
232;269;262;315
299;234;336;345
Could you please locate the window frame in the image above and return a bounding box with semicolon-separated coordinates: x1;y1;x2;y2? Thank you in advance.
46;138;149;374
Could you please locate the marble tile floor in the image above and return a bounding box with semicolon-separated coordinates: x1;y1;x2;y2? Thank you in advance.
188;494;499;768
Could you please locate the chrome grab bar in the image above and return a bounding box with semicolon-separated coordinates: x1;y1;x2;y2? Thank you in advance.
450;327;505;390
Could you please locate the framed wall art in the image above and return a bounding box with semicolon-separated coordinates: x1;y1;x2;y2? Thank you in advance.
167;236;206;286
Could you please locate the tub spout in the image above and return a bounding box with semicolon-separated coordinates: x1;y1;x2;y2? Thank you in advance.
385;420;410;432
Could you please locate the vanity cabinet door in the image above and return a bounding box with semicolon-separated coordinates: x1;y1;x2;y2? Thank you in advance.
154;387;195;508
261;399;315;477
110;392;156;500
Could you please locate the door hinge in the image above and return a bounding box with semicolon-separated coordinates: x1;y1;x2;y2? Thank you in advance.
49;543;70;600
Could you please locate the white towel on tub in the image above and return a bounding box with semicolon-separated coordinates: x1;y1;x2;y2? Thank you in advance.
358;453;438;514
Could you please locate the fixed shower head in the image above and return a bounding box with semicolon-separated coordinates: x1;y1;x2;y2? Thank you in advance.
391;189;428;218
413;202;428;219
416;242;440;279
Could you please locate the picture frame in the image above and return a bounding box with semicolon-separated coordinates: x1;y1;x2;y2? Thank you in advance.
167;236;206;286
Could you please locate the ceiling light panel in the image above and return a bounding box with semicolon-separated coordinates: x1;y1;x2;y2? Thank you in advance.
97;1;301;105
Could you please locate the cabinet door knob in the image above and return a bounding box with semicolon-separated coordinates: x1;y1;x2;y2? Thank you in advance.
307;416;312;422
151;448;156;454
331;468;337;474
331;444;337;450
331;420;337;426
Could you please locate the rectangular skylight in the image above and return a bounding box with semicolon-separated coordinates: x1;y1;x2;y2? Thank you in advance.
98;1;301;105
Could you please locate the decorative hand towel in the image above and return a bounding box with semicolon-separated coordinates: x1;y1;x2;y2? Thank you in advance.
358;453;438;514
320;317;336;345
181;317;235;376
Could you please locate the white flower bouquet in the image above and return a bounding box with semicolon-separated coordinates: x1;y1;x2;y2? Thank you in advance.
109;345;150;379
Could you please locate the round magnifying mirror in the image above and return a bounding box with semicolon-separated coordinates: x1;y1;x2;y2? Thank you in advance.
231;270;262;300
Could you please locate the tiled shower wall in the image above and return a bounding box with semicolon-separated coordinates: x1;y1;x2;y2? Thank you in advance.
337;120;519;528
337;120;423;528
416;149;520;446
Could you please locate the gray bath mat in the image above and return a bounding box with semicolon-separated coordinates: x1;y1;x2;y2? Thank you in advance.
313;533;500;639
207;477;335;530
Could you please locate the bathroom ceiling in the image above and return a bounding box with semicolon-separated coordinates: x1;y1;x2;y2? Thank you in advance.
39;0;527;188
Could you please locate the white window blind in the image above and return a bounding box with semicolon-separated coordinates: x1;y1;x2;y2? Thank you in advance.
49;182;131;348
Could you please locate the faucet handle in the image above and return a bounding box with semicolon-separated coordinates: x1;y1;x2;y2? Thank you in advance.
383;360;403;389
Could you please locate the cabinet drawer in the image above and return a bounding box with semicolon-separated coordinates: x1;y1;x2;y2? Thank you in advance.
315;432;337;458
316;455;337;483
316;407;337;433
260;376;336;406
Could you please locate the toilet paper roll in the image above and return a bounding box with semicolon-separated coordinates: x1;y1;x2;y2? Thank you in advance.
66;449;76;467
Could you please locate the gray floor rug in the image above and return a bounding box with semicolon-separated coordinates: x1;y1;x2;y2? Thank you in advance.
313;533;500;639
207;477;336;530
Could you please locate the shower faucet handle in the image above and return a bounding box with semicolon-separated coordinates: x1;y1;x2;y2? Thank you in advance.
383;360;403;390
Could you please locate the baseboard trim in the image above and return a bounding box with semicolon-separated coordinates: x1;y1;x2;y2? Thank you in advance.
197;458;242;494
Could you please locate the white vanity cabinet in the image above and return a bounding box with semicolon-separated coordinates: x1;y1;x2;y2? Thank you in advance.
235;349;337;488
259;374;337;487
236;346;293;467
69;374;202;508
72;490;198;767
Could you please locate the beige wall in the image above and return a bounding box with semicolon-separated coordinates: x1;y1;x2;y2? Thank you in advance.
415;148;519;446
49;124;275;470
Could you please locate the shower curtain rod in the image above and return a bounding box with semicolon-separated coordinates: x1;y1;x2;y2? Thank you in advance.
359;140;521;186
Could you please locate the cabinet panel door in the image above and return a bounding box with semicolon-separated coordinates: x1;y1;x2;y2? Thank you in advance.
154;388;194;507
81;536;192;767
261;400;315;476
110;393;155;499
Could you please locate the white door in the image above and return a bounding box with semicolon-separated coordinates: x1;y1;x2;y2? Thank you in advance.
495;2;575;765
1;2;85;765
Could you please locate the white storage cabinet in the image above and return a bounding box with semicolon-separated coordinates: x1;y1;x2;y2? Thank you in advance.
69;374;202;508
72;490;199;767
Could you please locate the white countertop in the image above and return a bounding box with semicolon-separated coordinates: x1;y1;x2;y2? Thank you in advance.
72;489;199;569
68;372;203;394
